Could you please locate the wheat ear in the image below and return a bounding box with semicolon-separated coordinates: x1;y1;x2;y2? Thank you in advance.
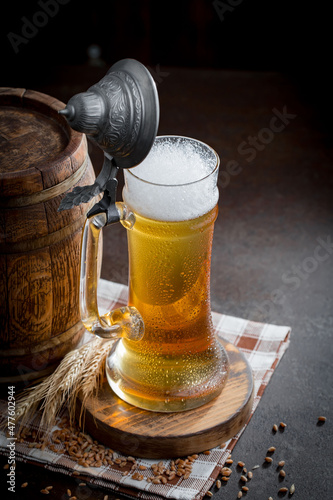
15;338;113;435
77;339;112;427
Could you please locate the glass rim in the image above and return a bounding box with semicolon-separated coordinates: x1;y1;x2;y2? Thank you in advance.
125;135;220;188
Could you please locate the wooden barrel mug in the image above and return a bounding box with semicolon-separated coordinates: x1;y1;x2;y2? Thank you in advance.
0;88;96;385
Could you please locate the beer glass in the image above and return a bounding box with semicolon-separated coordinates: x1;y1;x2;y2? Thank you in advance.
80;136;229;412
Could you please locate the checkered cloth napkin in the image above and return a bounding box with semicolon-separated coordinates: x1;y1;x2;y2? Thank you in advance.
0;279;291;500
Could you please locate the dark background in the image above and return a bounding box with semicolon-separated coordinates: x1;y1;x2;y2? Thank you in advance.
1;0;332;124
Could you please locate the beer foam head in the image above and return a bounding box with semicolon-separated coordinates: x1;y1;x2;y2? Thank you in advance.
123;136;219;221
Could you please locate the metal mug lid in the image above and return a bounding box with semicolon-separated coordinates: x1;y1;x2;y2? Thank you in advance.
58;58;160;213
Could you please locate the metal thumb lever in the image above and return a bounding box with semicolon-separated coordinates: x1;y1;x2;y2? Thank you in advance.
87;178;120;225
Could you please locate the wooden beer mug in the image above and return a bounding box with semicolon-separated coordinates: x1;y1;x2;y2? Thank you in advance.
59;60;229;412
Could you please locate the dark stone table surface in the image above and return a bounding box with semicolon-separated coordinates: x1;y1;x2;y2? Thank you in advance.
1;65;332;499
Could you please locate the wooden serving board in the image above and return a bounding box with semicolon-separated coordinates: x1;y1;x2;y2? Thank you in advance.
76;338;254;458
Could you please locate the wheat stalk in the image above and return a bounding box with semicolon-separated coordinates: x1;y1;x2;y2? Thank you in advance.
14;338;113;435
39;344;91;430
78;339;112;427
14;375;56;432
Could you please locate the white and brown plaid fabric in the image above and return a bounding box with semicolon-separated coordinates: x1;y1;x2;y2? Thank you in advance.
0;279;291;500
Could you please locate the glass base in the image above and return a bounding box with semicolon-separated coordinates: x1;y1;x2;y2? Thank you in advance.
105;339;230;412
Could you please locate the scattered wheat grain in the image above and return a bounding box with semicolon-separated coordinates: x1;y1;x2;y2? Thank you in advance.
221;467;232;476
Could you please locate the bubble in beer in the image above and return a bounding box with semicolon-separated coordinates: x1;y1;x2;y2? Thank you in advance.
123;136;219;221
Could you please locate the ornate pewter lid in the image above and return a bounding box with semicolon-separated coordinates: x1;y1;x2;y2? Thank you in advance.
58;58;159;218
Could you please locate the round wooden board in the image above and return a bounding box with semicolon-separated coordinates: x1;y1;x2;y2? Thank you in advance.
76;338;254;458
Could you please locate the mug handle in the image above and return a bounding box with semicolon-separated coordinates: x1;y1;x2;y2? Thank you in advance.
79;204;144;341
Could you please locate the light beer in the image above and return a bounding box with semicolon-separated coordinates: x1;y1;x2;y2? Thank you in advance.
106;136;229;411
